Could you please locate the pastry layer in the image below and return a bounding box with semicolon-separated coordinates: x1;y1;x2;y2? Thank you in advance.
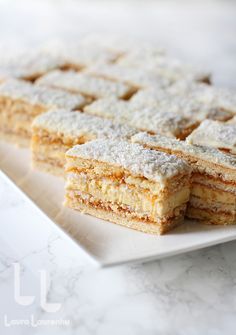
32;155;65;177
65;140;191;186
31;110;138;175
43;40;118;68
84;98;198;139
65;191;186;235
186;120;236;154
0;80;86;145
85;63;171;89
186;206;236;225
131;81;236;119
0;48;64;81
191;182;236;206
0;79;86;110
66;172;190;217
32;110;137;142
117;54;210;83
32;143;75;176
36;70;134;99
189;194;236;215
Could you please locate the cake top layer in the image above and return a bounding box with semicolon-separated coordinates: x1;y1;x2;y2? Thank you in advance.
176;82;236;114
86;63;171;88
0;49;63;80
84;97;130;119
118;53;209;82
66;139;191;183
132;132;236;170
0;79;85;109
33;110;137;140
84;98;197;138
130;86;234;121
43;40;118;66
128;109;197;138
36;70;132;98
186;120;236;152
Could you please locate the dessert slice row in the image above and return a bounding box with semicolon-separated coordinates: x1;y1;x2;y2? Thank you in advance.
65;140;191;234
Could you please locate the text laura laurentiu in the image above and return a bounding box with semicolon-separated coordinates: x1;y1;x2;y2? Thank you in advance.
4;314;71;327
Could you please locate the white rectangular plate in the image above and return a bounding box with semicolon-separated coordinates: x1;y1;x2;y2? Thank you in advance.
1;141;236;267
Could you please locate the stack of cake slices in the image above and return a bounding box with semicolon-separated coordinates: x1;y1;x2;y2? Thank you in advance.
0;34;236;234
132;132;236;225
65;140;191;234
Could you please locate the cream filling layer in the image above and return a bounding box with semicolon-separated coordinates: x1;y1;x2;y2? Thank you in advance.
186;206;236;224
191;183;236;204
189;195;236;214
66;174;190;218
32;143;67;161
193;174;236;194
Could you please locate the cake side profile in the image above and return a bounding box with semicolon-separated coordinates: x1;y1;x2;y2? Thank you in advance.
64;139;191;234
0;79;86;146
132;132;236;225
31;110;138;176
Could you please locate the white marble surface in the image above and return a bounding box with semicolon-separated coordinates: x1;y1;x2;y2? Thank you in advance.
0;0;236;334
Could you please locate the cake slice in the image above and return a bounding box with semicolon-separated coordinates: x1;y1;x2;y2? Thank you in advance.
117;53;210;83
43;40;119;69
85;63;171;89
0;79;86;146
186;120;236;154
31;110;137;176
65;139;191;234
36;70;134;99
130;85;234;122
84;97;198;139
0;48;64;81
132;132;236;225
173;81;236;114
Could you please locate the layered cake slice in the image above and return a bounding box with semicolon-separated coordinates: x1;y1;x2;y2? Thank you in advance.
31;110;137;176
132;132;236;225
84;97;198;139
43;40;119;69
0;79;86;146
173;81;236;114
0;48;64;81
130;86;234;122
64;139;191;234
85;63;171;89
186;120;236;154
36;70;134;99
117;53;210;83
